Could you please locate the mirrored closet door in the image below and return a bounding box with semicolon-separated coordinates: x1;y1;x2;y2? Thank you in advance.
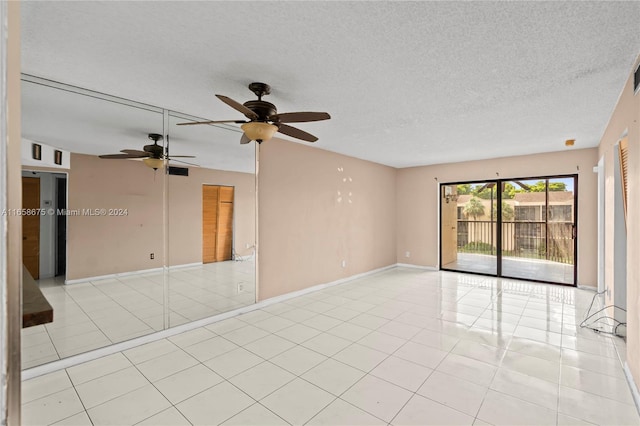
20;77;257;369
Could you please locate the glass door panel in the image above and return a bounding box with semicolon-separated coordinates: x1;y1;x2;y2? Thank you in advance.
501;177;576;284
441;182;497;275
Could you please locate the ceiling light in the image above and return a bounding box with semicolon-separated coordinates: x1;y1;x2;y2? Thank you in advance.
565;139;575;147
143;157;164;170
241;122;278;143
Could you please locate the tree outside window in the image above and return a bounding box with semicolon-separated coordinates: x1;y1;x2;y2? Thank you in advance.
464;197;485;220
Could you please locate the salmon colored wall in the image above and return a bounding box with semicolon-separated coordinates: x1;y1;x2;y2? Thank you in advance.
66;154;254;280
257;138;397;300
597;55;640;392
396;148;598;287
67;154;164;279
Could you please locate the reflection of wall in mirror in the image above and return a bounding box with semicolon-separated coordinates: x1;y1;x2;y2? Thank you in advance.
66;153;255;281
169;169;255;267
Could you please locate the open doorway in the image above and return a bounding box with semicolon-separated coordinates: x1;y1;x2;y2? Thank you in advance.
21;171;68;282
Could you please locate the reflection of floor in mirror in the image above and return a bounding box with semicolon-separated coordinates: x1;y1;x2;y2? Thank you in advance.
21;267;637;426
22;260;256;369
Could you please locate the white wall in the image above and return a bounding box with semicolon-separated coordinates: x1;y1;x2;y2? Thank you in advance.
21;138;70;169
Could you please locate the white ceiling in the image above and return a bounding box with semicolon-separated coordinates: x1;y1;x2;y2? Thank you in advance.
21;1;640;169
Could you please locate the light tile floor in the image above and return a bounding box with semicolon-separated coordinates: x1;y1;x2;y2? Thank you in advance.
22;267;639;425
22;260;255;369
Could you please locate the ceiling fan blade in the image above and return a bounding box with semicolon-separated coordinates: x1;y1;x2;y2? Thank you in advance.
215;94;258;120
240;134;251;144
176;119;247;126
277;124;318;142
167;155;196;158
168;158;200;167
99;153;148;159
270;112;331;123
120;149;149;156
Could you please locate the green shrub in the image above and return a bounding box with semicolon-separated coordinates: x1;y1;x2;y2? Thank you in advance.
460;241;495;253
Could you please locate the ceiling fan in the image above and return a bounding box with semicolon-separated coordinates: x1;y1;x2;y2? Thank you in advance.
177;82;331;144
99;133;197;170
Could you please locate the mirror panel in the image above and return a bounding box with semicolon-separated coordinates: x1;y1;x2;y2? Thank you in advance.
166;114;256;326
21;79;168;368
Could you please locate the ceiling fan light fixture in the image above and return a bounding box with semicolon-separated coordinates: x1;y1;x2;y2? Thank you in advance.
143;157;165;170
241;122;278;143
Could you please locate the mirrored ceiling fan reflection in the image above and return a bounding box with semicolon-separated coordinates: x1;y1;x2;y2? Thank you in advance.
99;133;199;170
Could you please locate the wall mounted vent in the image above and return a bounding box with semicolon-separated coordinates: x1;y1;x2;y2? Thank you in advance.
635;63;640;94
168;166;189;176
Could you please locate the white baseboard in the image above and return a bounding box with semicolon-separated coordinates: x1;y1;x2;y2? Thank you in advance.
234;255;255;262
256;264;397;307
64;262;205;284
64;267;164;284
395;263;438;271
577;284;598;292
23;263;397;380
168;262;203;270
624;362;640;415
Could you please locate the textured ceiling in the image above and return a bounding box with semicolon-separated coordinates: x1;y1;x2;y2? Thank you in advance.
21;1;640;169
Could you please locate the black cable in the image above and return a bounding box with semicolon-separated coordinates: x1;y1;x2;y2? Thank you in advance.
579;289;627;338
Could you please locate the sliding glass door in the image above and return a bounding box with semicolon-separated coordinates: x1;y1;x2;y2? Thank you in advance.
440;175;577;286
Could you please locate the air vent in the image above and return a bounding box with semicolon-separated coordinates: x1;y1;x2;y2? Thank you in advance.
168;166;189;176
635;63;640;94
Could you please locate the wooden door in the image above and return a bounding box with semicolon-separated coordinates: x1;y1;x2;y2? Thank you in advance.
216;186;234;261
202;185;220;263
202;185;234;263
22;177;40;279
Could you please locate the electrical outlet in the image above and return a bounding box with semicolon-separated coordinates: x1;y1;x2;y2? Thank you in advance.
341;260;346;268
238;283;244;292
150;253;154;260
405;251;410;258
246;243;250;249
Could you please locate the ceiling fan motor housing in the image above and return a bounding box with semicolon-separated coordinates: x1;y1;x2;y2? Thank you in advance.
243;100;277;121
144;134;164;158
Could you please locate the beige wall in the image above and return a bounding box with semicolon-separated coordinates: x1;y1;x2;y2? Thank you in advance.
396;148;598;287
67;154;164;279
597;55;640;391
257;138;397;300
66;154;254;280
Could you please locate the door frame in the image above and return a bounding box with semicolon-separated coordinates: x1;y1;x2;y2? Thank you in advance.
21;170;69;281
439;173;578;286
